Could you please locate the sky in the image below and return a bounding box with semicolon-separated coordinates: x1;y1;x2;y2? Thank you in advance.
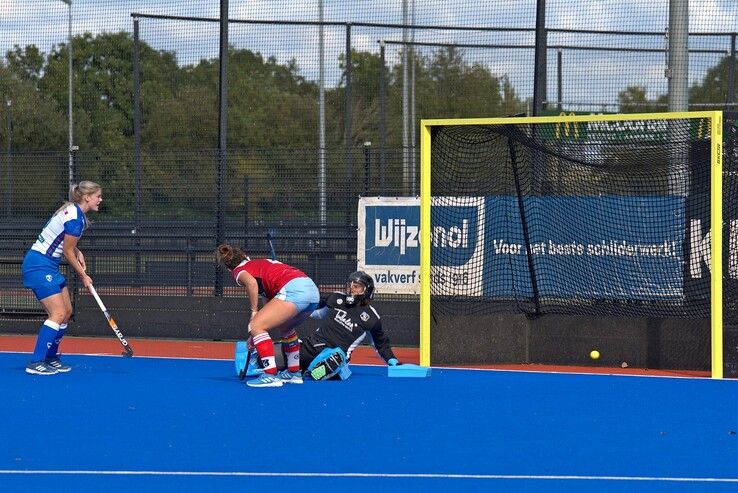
2;0;738;108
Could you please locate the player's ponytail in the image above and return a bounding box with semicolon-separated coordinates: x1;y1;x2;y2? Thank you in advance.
70;181;102;204
55;181;102;229
216;244;247;270
70;184;81;202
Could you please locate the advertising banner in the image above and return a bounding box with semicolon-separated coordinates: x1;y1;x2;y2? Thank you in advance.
483;196;684;299
357;197;485;295
358;196;689;299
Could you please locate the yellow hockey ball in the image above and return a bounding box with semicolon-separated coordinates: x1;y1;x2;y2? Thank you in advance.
590;350;600;360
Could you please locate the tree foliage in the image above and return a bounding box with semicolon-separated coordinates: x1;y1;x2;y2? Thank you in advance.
617;86;667;113
618;54;736;113
688;55;737;108
35;32;738;218
2;33;527;154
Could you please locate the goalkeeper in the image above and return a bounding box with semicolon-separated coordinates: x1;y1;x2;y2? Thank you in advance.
240;271;400;381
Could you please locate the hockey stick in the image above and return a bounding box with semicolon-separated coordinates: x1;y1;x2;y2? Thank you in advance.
266;232;277;260
88;284;134;357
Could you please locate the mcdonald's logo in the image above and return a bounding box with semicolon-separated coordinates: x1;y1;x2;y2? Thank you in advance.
554;112;581;139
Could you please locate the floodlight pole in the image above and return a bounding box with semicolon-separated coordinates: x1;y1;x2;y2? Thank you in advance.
666;0;689;196
60;0;74;188
667;0;689;113
5;100;11;218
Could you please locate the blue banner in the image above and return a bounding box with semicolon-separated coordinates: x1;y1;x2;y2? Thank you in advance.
364;203;480;267
364;205;420;265
484;196;684;299
358;196;686;298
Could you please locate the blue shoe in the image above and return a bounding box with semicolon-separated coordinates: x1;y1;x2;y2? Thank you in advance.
277;369;303;385
26;361;58;375
45;357;72;373
246;372;283;388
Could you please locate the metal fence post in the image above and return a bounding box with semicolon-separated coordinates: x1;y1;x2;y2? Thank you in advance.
728;33;736;107
214;0;228;296
70;146;78;184
532;0;547;115
379;41;386;191
133;18;142;284
531;0;547;196
363;141;371;196
557;48;563;111
344;23;353;226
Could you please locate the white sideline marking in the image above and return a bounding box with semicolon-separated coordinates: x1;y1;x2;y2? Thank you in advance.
0;470;737;483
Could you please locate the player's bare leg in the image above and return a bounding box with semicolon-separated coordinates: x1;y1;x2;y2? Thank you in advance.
246;298;300;387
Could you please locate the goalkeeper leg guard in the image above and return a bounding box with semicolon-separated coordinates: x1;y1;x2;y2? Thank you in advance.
235;341;249;380
245;348;264;377
306;347;351;381
236;340;268;379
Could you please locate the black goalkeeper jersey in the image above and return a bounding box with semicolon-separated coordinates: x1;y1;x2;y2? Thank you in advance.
301;292;397;365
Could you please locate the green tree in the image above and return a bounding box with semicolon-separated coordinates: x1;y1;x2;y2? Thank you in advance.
417;46;524;119
226;50;318;148
5;45;45;87
332;49;386;147
143;48;319;151
4;33;182;152
619;55;736;113
618;86;667;113
339;49;384;103
0;61;67;151
688;55;736;108
40;31;182;151
0;59;68;217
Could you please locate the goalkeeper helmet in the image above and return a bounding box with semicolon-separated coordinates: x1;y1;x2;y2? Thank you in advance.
345;271;375;306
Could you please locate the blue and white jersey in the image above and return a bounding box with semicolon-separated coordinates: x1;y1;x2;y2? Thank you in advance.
30;203;86;262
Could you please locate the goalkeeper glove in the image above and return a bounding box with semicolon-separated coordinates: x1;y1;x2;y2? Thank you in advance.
387;358;399;366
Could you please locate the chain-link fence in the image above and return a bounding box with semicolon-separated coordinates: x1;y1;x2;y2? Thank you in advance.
2;1;738;308
0;146;407;295
3;2;737;151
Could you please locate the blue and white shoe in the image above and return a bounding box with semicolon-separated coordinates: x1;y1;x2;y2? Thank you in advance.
45;357;72;373
246;373;283;388
26;361;58;375
277;369;303;385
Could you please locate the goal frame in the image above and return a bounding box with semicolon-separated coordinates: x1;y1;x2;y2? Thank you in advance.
419;111;724;377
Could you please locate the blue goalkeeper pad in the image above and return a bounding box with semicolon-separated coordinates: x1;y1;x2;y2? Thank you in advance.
235;340;248;378
388;363;431;378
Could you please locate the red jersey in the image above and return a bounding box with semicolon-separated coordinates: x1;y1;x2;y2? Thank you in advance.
231;258;308;299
